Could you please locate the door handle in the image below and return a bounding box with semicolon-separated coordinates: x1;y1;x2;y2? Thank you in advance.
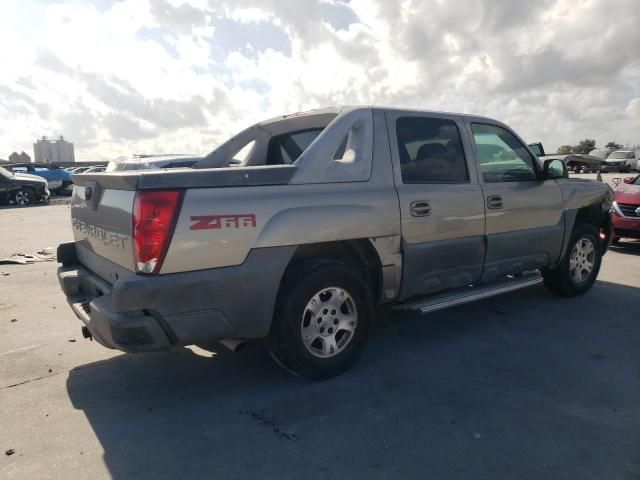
486;195;503;210
410;201;431;217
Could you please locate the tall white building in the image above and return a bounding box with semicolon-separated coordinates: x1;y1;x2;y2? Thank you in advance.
33;136;75;163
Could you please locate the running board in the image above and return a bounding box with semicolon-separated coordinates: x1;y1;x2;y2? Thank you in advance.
394;272;543;314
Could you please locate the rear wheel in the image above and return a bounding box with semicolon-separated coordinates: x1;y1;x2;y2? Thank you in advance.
13;188;33;206
267;260;373;380
543;224;601;297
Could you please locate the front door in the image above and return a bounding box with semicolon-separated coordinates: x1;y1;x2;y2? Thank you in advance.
385;112;486;300
466;121;564;282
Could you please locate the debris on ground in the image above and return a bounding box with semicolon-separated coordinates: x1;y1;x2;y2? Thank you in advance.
0;249;55;265
1;272;9;276
5;449;15;456
10;318;17;322
68;339;76;343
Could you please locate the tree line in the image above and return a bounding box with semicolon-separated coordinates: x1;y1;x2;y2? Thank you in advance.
556;141;623;155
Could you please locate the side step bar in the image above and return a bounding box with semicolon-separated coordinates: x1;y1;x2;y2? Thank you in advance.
394;272;543;314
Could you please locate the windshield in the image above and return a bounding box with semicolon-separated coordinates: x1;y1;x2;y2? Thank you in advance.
0;166;14;178
609;151;631;159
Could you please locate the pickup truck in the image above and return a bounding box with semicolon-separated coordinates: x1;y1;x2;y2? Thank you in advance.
57;106;613;379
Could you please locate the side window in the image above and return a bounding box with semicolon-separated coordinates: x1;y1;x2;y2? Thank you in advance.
396;117;468;183
267;128;324;165
471;123;538;182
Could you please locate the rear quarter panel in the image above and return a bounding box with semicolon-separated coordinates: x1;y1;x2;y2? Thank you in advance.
161;181;400;273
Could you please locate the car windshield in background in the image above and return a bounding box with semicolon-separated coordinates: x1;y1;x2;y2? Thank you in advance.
609;151;632;159
589;149;611;159
0;166;14;178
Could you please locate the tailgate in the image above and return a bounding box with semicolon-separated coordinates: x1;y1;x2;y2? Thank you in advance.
70;180;136;272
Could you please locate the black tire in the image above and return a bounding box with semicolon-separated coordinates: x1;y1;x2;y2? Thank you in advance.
266;260;373;380
12;188;33;206
543;223;602;297
56;182;73;196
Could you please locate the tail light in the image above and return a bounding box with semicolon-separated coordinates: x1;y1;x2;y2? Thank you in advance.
132;190;183;274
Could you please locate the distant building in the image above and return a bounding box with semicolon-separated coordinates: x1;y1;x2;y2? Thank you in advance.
8;151;32;163
33;136;75;164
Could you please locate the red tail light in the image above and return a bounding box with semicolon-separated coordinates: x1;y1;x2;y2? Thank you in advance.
132;190;183;274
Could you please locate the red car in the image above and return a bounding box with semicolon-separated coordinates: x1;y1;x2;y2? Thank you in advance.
612;174;640;243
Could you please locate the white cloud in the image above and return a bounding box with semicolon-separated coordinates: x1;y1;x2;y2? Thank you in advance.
0;0;639;161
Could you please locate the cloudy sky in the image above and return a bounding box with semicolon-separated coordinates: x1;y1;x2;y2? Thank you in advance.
0;0;638;161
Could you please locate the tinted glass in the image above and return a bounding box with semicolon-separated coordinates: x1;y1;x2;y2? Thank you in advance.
396;117;468;183
471;123;537;182
267;128;324;165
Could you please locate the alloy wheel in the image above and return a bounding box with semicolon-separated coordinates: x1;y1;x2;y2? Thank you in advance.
569;237;595;284
300;287;358;358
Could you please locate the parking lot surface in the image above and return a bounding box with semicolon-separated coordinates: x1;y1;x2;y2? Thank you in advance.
1;180;639;479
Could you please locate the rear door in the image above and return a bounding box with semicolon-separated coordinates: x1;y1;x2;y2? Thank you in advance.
385;111;486;300
466;121;564;282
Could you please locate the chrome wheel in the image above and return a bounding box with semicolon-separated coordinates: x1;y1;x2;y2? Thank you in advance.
569;237;595;284
14;190;31;206
301;286;357;358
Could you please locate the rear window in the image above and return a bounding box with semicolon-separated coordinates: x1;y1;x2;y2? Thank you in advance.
266;128;324;165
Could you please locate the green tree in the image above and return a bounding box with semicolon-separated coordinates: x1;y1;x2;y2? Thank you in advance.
571;139;596;154
557;145;572;155
605;141;623;149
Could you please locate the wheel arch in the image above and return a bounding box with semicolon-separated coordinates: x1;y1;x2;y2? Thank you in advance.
555;203;607;267
282;239;384;303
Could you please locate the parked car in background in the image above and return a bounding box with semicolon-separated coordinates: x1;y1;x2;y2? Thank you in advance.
5;163;72;195
589;148;615;161
602;150;637;173
611;174;640;243
527;143;605;173
0;166;50;206
105;155;201;172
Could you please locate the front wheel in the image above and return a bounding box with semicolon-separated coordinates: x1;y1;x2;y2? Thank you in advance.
267;260;373;380
13;188;33;206
543;224;601;297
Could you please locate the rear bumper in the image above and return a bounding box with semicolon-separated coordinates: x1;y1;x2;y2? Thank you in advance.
56;242;295;352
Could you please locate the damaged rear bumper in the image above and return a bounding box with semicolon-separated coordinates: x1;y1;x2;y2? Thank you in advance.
56;242;295;353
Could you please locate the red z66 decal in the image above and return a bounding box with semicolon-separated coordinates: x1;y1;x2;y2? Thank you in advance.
190;214;256;230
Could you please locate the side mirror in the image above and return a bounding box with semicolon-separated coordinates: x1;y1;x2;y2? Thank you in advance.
542;158;568;179
623;177;634;184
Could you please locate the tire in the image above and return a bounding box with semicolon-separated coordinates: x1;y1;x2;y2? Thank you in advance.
13;188;33;206
56;182;73;196
543;224;602;297
266;260;373;380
